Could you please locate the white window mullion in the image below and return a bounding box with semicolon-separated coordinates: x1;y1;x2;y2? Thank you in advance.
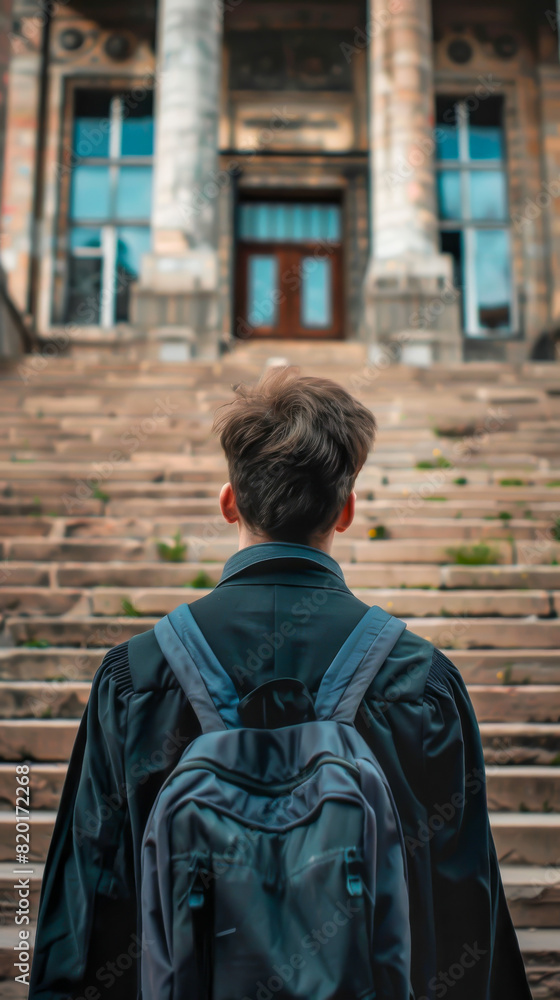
101;96;122;329
101;225;116;328
463;227;478;336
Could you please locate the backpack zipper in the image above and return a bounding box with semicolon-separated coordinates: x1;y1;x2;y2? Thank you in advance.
170;753;360;796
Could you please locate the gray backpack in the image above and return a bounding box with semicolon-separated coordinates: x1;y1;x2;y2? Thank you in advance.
140;601;414;1000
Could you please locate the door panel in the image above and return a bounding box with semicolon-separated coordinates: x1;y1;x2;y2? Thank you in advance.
236;241;342;340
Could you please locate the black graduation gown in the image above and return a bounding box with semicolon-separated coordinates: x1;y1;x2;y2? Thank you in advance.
27;541;532;1000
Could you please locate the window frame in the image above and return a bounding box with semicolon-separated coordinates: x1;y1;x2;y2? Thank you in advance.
234;194;344;340
52;77;154;329
436;96;518;340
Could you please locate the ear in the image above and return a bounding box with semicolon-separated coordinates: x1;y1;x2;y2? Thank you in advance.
219;482;239;524
334;490;356;533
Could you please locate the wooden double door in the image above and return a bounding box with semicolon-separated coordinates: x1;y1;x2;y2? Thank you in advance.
235;201;343;340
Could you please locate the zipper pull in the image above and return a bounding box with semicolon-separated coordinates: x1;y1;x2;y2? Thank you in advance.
344;846;363;897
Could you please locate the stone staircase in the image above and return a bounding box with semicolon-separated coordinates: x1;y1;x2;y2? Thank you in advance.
0;340;560;997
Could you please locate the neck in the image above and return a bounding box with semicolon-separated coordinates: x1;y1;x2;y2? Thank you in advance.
237;525;334;554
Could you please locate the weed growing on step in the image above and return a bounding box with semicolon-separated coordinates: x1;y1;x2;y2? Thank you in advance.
416;457;452;469
185;571;216;589
121;599;143;617
498;664;513;684
546;480;560;487
368;525;387;540
157;530;187;562
499;478;526;486
551;518;560;541
92;485;110;504
425;496;447;501
20;639;51;648
445;543;500;565
453;477;468;485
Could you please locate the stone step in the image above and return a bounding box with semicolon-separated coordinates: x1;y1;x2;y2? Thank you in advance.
468;687;560;724
4;511;558;542
2;538;152;561
0;721;79;761
5;615;156;647
352;538;516;563
502;866;560;929
5;615;560;649
491;814;560;865
3;533;560;565
0;588;87;616
485;767;560;812
1;646;559;685
0;764;67;810
480;724;560;765
5;559;560;593
363;519;554;541
0;679;558;722
0;760;556;814
3;514;556;543
0;810;57;861
355;498;560;517
362;485;560;503
87;586;557;619
0;861;44;921
441;566;560;590
0;681;91;719
0;647;106;681
450;650;560;685
0;718;558;764
0;806;556;865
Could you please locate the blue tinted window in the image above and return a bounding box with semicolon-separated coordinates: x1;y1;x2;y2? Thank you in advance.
121;94;154;156
301;257;332;327
70;228;102;249
121;117;154;156
436;125;459;161
239;203;341;242
116;167;153;220
70;166;111;219
247;255;278;326
73;120;110;158
116;227;151;278
469;126;503;160
72;90;111;158
469;171;507;220
474;230;511;331
437;171;462;220
66;258;102;323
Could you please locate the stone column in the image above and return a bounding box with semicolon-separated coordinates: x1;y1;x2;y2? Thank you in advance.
363;0;461;363
132;0;223;358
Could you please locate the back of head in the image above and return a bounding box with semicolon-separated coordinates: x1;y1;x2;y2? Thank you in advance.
212;365;376;545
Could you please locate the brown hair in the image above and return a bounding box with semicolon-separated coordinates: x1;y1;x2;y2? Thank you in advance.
212;365;376;544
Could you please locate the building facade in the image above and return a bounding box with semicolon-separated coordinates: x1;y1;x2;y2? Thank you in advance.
1;0;559;362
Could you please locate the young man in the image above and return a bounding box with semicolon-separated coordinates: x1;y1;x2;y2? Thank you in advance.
28;366;531;1000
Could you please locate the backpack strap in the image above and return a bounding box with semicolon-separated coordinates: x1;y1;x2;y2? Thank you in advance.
314;606;407;724
154;615;228;734
154;603;242;732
